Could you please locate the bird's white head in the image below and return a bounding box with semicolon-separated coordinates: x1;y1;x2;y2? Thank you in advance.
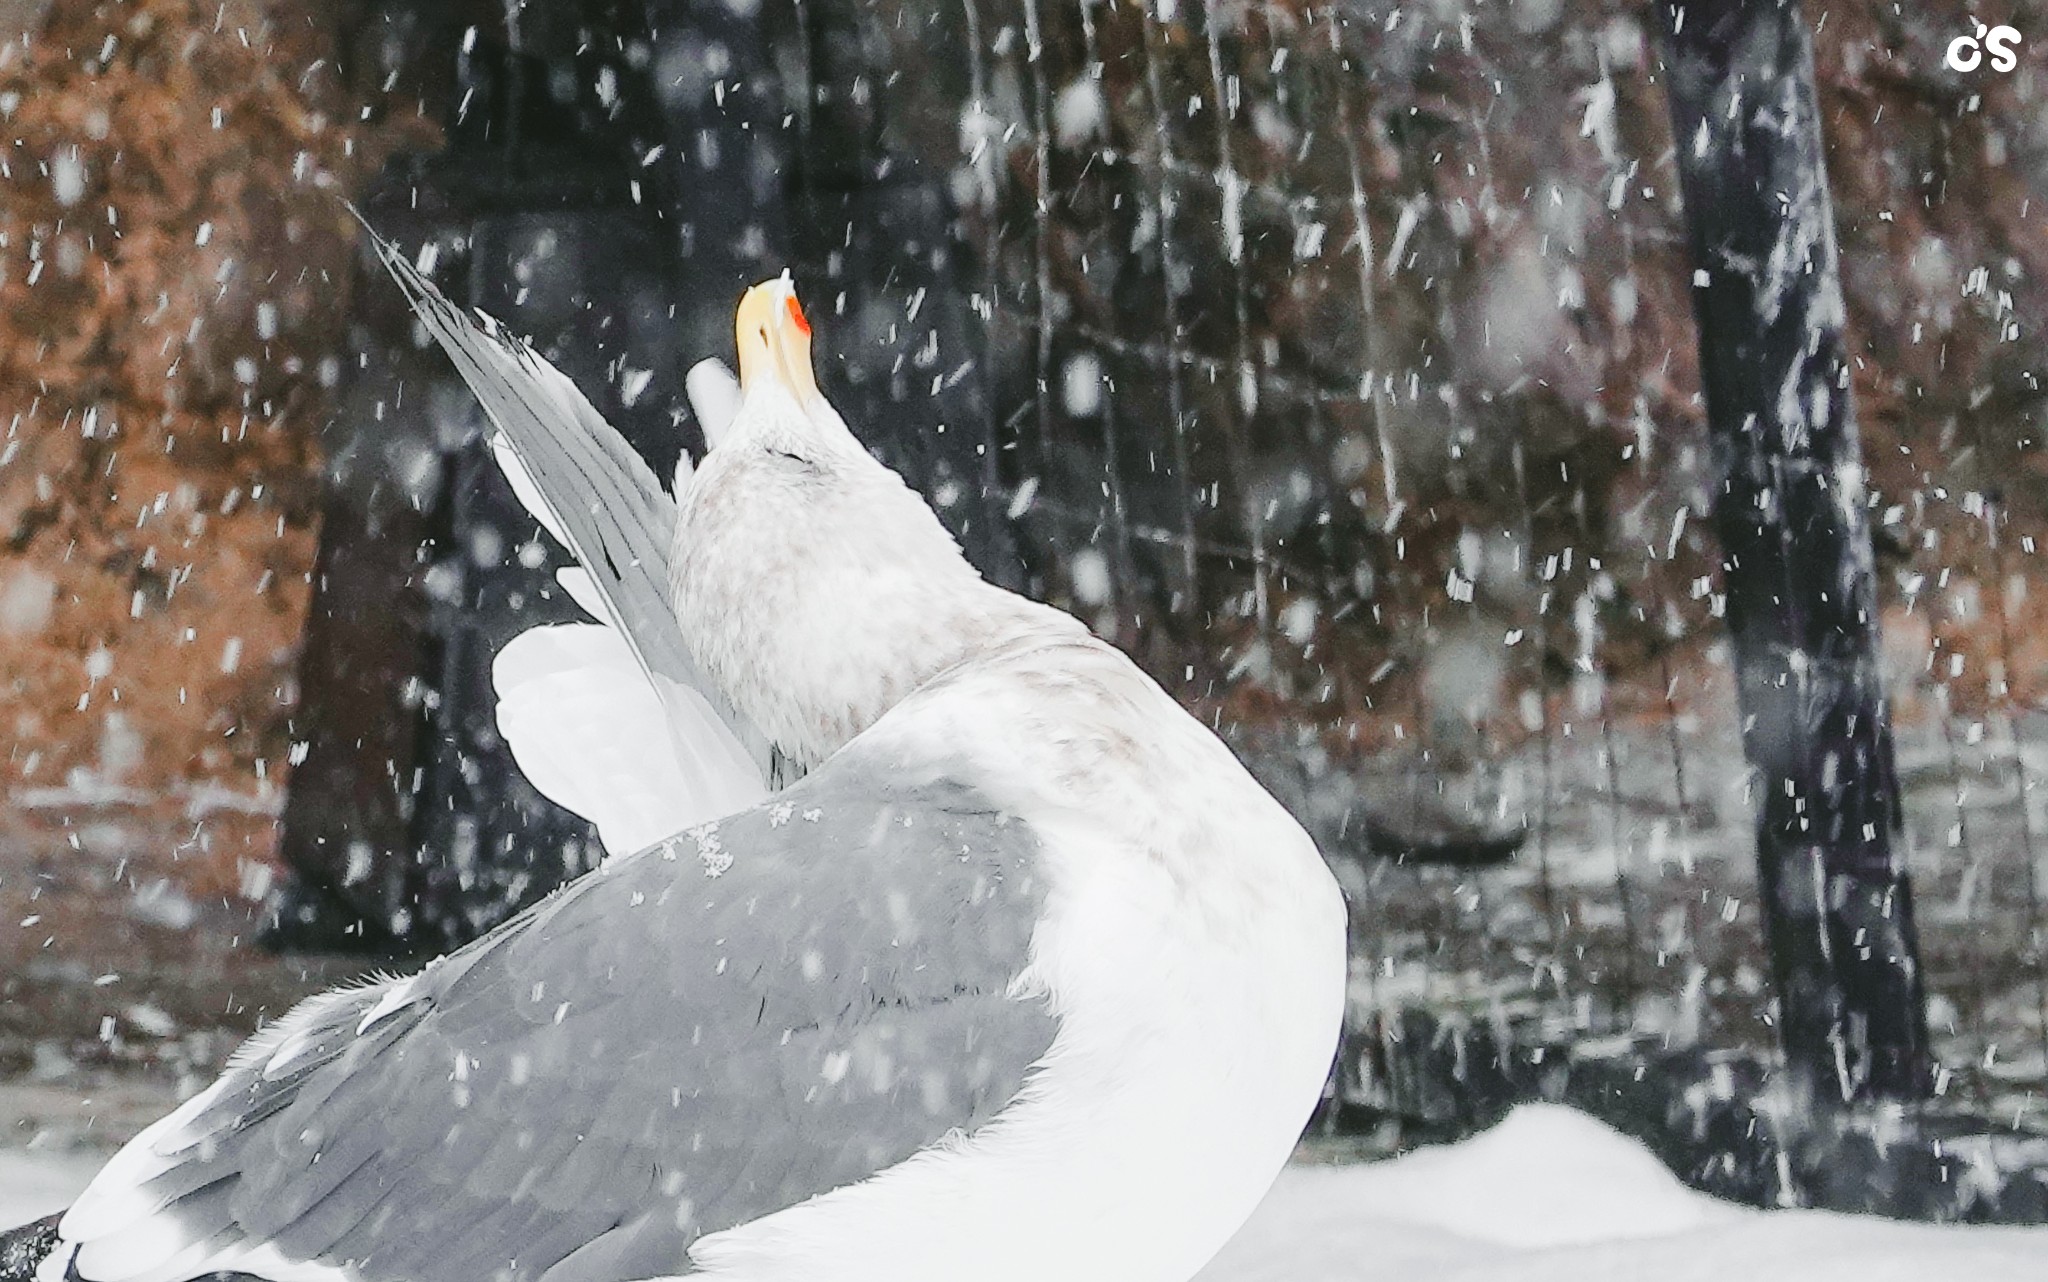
669;275;1078;769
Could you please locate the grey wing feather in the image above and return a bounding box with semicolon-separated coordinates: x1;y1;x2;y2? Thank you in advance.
63;747;1054;1282
357;217;776;784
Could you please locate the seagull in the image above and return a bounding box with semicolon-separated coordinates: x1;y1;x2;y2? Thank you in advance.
8;241;1348;1282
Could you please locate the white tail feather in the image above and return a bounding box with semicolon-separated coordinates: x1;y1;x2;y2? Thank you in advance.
493;624;765;856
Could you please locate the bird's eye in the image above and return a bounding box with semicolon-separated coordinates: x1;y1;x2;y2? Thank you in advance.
767;447;812;466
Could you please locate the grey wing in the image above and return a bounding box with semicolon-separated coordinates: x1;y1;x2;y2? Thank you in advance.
61;755;1053;1282
360;220;777;784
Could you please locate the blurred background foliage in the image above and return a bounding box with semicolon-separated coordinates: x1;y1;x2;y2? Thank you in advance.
0;0;429;898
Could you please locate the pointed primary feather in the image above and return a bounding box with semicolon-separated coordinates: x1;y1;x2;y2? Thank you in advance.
359;219;778;822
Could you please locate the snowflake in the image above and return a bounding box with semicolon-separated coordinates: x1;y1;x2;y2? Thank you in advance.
688;823;731;877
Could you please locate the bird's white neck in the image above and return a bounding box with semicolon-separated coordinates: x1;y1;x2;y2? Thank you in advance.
669;445;1084;769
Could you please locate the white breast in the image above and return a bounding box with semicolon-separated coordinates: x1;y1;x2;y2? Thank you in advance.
685;640;1349;1282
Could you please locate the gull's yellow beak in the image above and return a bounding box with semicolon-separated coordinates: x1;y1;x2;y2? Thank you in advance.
735;275;818;403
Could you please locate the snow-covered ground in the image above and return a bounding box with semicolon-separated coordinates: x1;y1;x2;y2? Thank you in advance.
0;1146;98;1224
4;1106;2043;1279
1196;1106;2048;1282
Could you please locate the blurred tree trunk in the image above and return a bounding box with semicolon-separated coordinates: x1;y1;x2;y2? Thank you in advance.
1657;0;1930;1108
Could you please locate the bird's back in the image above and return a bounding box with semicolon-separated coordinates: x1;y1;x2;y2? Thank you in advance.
41;748;1059;1282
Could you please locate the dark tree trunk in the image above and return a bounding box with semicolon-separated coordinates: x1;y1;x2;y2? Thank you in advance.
1656;0;1930;1108
276;1;683;952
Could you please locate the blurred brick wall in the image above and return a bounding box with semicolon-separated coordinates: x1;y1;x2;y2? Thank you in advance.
0;0;425;896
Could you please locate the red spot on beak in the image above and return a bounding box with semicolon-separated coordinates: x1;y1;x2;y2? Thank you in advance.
786;295;811;336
